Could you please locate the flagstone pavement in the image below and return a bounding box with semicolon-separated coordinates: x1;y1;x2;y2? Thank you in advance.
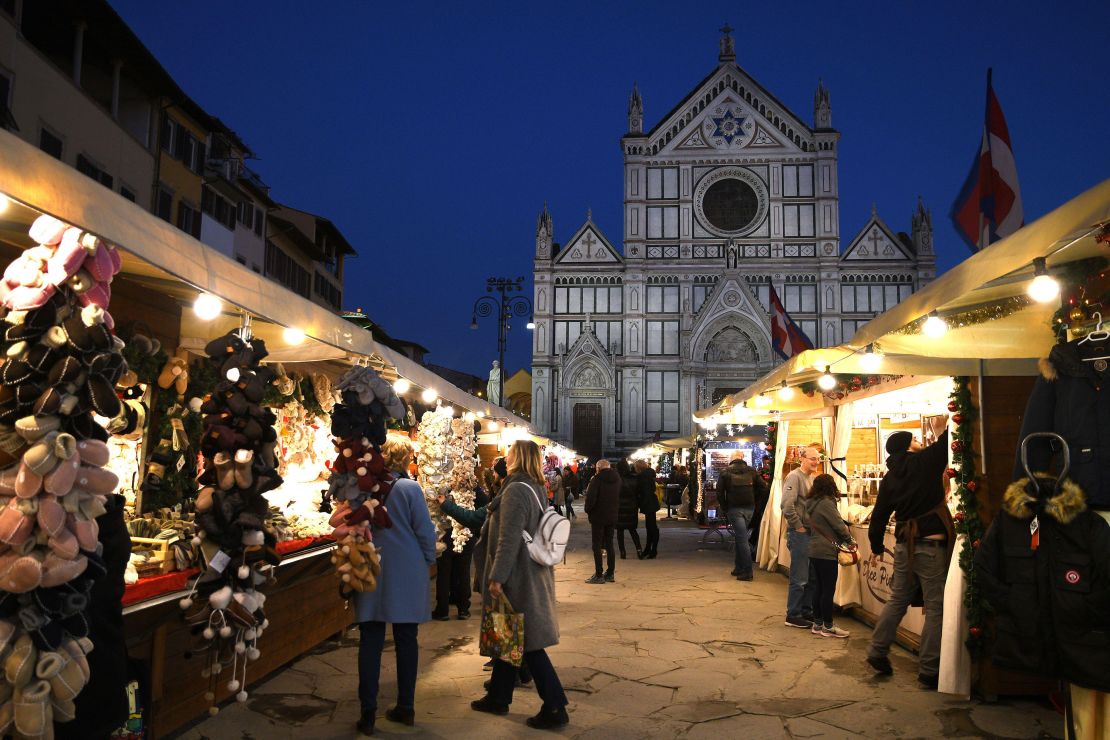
174;516;1063;739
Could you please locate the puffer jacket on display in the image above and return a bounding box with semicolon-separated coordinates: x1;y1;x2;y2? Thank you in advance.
1015;341;1110;509
974;474;1110;692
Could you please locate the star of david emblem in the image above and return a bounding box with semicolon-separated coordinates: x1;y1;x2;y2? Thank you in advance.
710;109;749;145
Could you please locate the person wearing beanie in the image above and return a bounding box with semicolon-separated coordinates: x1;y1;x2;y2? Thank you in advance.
866;416;955;689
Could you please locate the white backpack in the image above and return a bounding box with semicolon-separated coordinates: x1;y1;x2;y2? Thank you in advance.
518;483;570;566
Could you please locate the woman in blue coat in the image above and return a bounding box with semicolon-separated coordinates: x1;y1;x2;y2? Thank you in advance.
355;435;438;735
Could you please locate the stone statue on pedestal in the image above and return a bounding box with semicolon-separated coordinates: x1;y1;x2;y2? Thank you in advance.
487;361;502;406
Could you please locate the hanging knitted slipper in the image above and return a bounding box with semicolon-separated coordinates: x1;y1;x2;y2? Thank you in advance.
40;552;86;589
4;633;37;686
35;496;65;538
0;550;43;594
73;439;109;467
12;679;50;737
0;499;33;546
233;450;253;490
156;357;187;391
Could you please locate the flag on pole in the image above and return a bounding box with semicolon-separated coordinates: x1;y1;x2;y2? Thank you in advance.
768;284;814;360
950;69;1024;252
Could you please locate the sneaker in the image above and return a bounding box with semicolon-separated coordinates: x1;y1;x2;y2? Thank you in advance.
603;572;615;583
810;623;824;635
584;574;606;584
820;625;850;639
784;615;812;629
470;696;509;715
525;705;570;729
918;673;939;689
867;655;893;675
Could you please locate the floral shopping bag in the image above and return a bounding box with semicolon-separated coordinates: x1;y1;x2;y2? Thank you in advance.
478;593;524;667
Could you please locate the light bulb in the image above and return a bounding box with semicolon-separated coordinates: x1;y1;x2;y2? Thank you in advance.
754;394;771;408
923;312;947;338
487;421;500;432
860;346;882;373
817;367;837;391
476;411;486;418
0;194;8;214
393;378;410;394
193;293;223;321
282;326;305;344
526;321;536;330
442;405;455;416
1028;275;1060;304
463;411;476;422
421;388;437;404
778;383;795;401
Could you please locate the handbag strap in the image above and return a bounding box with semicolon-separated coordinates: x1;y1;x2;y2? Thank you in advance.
809;514;853;550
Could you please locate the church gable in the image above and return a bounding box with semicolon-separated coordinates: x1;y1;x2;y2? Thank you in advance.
842;211;914;261
644;66;814;156
688;276;775;365
666;93;801;155
562;323;612;367
554;220;622;265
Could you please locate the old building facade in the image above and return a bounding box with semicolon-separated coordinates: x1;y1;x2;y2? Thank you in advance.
531;30;936;459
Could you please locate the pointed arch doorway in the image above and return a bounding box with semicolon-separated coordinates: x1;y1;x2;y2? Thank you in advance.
572;403;603;460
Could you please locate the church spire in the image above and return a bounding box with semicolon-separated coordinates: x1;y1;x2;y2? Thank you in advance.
912;196;934;255
814;79;831;129
535;202;554;260
627;82;643;134
718;24;736;63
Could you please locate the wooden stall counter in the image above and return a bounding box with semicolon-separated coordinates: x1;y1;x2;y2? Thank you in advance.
124;543;352;738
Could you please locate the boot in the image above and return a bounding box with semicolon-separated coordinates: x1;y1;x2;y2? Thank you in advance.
526;705;570;729
385;705;414;726
356;709;374;736
636;547;646;560
234;449;254;489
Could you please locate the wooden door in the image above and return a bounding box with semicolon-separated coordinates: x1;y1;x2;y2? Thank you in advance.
572;403;603;460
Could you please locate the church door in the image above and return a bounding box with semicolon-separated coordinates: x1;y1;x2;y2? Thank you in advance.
572;403;603;460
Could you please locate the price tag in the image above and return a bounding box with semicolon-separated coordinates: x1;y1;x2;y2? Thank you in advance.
208;550;231;573
176;455;186;473
1029;515;1040;551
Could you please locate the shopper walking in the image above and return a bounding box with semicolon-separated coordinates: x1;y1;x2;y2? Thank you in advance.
548;468;566;516
583;459;622;584
805;474;855;638
432;484;488;620
615;460;643;558
354;435;438;736
718;453;769;581
866;418;953;688
471;439;569;729
635;460;660;558
783;444;822;628
563;465;579;519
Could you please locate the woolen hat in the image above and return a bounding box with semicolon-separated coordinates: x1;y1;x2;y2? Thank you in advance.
885;431;913;455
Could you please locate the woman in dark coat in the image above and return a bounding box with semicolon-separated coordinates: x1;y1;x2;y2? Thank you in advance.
615;460;643;559
635;460;660;559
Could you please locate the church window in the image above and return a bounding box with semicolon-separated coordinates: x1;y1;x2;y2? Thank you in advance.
782;165;814;198
551;370;559;433
646;285;679;313
645;371;679;433
783;204;815;237
783;284;816;313
796;320;817;344
842;319;869;339
841;280;912;313
702;178;759;233
594;322;623;354
647;167;679;199
647;206;679;239
554;285;621;315
646;321;679;355
692;278;717;313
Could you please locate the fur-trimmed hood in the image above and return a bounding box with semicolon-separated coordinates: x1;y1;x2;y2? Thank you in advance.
1039;341;1099;383
1003;474;1087;525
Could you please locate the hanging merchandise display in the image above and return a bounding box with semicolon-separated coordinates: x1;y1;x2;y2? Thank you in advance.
325;365;404;595
179;329;283;714
416;408;453;554
0;214;127;739
445;418;478;553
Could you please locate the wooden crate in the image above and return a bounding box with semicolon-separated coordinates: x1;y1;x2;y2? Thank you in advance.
130;537;176;575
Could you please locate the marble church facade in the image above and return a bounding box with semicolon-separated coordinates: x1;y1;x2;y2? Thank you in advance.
530;31;936;459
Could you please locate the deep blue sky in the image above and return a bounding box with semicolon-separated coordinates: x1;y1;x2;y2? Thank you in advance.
111;0;1109;378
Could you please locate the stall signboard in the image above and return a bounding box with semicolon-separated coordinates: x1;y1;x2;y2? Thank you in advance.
852;524;926;636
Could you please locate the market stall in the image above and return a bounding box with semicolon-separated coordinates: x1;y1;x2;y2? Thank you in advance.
0;130;532;736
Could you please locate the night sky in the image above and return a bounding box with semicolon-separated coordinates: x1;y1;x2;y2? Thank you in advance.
110;0;1109;378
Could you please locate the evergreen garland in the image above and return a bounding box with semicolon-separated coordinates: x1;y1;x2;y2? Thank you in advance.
948;375;987;655
763;421;778;486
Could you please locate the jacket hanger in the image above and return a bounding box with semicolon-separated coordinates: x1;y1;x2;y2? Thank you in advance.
1076;311;1110;362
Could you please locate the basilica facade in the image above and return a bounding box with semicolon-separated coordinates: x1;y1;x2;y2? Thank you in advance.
530;30;936;459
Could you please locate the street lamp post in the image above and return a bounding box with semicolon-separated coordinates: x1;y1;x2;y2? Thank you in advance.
470;276;533;408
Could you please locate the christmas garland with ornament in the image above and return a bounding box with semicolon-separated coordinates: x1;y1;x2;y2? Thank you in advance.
947;376;987;654
1049;257;1110;342
800;374;895;401
763;421;778;487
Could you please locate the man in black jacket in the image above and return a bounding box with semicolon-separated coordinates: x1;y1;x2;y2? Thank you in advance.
718;454;769;581
584;460;622;583
866;417;952;688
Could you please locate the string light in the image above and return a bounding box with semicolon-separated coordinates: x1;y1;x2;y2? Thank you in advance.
463;411;476;422
778;382;795;401
393;378;410;394
860;344;882;373
817;366;837;391
486;421;500;432
0;194;9;215
923;311;948;338
193;293;223;321
754;394;771;408
421;388;437;403
282;326;305;345
1027;257;1060;303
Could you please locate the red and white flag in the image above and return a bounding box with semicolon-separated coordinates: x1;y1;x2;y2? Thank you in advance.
768;284;814;360
950;69;1024;252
